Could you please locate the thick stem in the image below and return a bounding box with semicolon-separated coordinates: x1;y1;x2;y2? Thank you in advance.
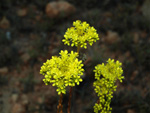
67;87;73;113
57;93;63;113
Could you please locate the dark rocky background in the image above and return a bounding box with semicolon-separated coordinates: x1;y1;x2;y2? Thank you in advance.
0;0;150;113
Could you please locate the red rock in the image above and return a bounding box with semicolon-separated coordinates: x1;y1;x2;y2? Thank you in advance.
45;1;76;18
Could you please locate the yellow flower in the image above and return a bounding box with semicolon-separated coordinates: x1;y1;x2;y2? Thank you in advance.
62;20;99;49
93;58;124;113
40;50;84;95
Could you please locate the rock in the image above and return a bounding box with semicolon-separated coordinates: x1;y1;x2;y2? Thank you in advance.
142;0;150;21
51;48;59;55
46;2;59;18
6;31;11;40
0;92;2;97
125;51;131;58
104;31;120;44
21;53;30;63
103;12;113;17
11;103;26;113
11;94;19;103
127;109;135;113
0;67;8;74
17;8;28;17
118;54;125;63
45;1;76;18
21;94;28;105
130;70;139;81
0;17;10;29
133;32;139;44
15;81;21;87
57;1;76;16
140;31;147;39
37;97;43;104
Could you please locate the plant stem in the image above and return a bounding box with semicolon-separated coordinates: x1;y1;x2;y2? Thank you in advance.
57;93;63;113
67;46;80;113
77;46;80;54
67;87;73;113
97;99;100;104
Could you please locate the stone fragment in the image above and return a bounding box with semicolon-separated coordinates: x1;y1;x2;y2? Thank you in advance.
0;17;10;29
142;0;150;21
0;92;2;97
21;94;28;105
17;8;28;17
118;54;125;63
12;103;26;113
133;32;139;44
127;109;135;113
0;67;8;74
104;31;120;44
21;53;30;63
37;97;43;104
125;51;131;58
46;1;76;18
130;70;139;81
11;94;19;103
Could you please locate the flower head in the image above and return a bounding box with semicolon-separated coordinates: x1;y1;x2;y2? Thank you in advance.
40;50;84;95
93;58;124;113
94;58;124;82
62;20;99;49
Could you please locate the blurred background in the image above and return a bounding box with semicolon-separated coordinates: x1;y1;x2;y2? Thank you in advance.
0;0;150;113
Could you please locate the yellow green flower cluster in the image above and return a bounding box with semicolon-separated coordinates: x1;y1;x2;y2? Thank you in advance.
62;20;99;49
93;58;124;113
40;50;84;95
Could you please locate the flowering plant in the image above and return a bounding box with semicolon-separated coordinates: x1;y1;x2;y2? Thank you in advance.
62;20;99;49
40;50;84;95
40;20;124;113
93;58;124;113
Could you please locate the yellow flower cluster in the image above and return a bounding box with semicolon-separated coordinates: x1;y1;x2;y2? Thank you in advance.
40;50;84;95
93;58;124;113
62;20;99;49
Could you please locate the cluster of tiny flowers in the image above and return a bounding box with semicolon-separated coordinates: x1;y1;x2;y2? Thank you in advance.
93;58;124;113
40;50;84;95
62;20;99;49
